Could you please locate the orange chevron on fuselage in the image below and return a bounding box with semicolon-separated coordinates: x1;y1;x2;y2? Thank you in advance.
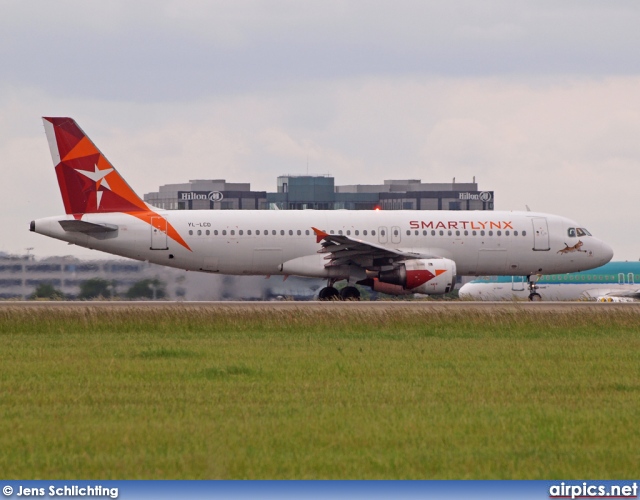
43;117;191;252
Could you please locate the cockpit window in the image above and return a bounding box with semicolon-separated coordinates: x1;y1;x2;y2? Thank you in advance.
567;228;576;237
576;228;591;237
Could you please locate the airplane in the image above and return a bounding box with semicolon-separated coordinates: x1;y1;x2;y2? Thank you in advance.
30;117;614;300
459;261;640;302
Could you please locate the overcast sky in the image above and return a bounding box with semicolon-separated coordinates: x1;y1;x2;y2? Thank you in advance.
2;0;639;260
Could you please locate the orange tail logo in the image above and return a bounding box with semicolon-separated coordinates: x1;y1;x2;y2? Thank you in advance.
43;117;191;251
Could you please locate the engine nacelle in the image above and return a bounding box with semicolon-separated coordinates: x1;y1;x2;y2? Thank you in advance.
376;258;457;295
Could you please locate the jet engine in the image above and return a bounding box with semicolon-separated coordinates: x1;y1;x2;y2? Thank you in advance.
370;258;457;295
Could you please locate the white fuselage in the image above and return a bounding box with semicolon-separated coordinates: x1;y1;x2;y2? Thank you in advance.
32;209;613;279
460;281;638;301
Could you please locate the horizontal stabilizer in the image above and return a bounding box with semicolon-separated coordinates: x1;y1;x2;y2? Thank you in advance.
59;220;118;233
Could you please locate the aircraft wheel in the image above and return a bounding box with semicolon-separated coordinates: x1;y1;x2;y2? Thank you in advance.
339;286;361;301
528;292;542;301
318;286;340;301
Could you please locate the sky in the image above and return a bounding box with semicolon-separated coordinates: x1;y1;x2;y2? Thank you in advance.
1;0;639;260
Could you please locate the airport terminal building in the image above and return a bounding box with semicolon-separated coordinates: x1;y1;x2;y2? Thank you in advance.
144;176;494;212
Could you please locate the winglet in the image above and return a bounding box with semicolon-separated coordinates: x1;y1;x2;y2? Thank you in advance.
312;227;329;244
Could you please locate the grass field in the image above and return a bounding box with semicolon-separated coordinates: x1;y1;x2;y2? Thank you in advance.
0;304;638;479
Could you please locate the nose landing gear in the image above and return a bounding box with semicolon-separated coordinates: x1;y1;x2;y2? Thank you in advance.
527;274;542;301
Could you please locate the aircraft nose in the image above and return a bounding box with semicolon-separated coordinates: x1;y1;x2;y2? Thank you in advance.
598;240;614;265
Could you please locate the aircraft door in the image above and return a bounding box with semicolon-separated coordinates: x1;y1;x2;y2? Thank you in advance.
150;216;168;250
532;217;550;251
378;227;388;244
629;273;635;285
391;226;401;244
512;276;526;291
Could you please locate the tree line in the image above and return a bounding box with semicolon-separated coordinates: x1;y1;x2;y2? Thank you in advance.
29;278;167;300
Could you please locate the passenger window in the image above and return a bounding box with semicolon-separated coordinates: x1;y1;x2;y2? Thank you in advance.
305;230;310;235
247;230;251;235
297;230;301;236
439;230;444;236
206;230;210;236
514;231;518;236
189;230;193;235
568;228;576;237
488;231;493;236
480;230;485;236
505;230;509;236
230;230;235;235
423;230;427;236
464;230;468;236
355;230;359;236
472;231;476;236
497;230;501;236
522;231;526;236
456;230;460;236
415;230;419;236
372;230;376;236
338;230;343;235
381;230;385;236
280;230;285;235
363;230;368;236
272;230;276;235
239;230;243;235
406;230;411;236
347;230;351;235
197;230;202;236
447;230;452;236
214;230;218;235
256;230;260;235
431;230;436;236
289;230;293;236
222;230;227;236
393;229;399;236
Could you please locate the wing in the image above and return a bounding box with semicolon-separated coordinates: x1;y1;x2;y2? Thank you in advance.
583;287;640;300
603;289;640;300
312;227;442;269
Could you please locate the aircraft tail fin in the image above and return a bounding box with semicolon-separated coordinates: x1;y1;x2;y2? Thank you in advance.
42;117;149;215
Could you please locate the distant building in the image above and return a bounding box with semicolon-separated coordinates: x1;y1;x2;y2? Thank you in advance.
270;176;493;211
145;176;493;211
0;253;321;301
144;179;267;210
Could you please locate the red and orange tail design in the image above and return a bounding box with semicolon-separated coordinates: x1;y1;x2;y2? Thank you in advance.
43;117;148;215
42;117;191;251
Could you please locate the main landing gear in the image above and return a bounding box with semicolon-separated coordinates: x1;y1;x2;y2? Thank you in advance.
318;281;361;301
527;274;542;301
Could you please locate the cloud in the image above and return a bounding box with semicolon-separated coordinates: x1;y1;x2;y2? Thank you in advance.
2;1;640;102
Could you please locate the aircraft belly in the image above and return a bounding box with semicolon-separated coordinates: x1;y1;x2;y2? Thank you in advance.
476;249;508;275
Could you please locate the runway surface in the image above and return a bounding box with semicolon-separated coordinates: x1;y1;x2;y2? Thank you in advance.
2;300;639;312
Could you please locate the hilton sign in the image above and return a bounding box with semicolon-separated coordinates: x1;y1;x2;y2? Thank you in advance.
178;191;224;202
459;191;492;202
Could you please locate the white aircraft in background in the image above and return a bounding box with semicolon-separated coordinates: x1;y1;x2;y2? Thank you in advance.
30;117;613;300
459;261;640;302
